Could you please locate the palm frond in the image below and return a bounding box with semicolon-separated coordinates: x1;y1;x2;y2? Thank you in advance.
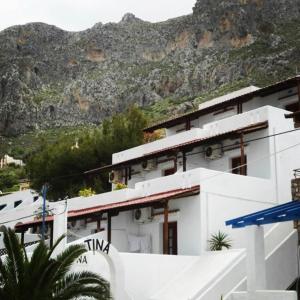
0;230;112;300
52;244;87;282
208;231;232;251
53;271;111;300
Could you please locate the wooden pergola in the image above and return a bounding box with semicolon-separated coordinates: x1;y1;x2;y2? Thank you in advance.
15;186;200;255
85;121;269;180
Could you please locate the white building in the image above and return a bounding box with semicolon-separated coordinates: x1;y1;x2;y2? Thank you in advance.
4;76;300;299
0;154;24;168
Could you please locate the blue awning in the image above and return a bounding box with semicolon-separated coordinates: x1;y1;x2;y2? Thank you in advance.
226;201;300;228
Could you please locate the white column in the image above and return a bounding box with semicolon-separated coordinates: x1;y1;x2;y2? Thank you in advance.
200;192;208;254
53;201;68;254
246;225;266;298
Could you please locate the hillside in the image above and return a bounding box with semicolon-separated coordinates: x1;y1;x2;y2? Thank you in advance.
1;0;300;139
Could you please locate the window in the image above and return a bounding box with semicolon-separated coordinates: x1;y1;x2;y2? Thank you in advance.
232;156;247;175
0;204;6;211
163;168;176;177
14;200;22;208
167;222;178;255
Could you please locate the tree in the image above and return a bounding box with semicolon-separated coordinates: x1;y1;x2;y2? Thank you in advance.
0;165;24;192
0;228;111;300
26;105;148;200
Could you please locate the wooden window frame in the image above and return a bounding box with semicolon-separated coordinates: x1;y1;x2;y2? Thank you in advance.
231;155;247;176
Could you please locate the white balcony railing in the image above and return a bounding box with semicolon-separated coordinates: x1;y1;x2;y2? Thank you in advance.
113;106;276;164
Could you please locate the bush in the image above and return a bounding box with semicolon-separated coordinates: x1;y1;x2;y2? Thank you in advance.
78;187;96;197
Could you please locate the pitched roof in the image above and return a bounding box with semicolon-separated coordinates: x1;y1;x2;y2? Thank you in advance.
197;86;260;111
144;76;300;132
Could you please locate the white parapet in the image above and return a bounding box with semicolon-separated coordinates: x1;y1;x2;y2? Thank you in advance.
112;105;291;165
229;291;297;300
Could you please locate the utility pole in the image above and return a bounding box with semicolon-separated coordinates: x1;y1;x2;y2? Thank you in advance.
41;184;48;241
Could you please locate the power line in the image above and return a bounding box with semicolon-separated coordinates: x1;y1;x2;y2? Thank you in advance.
0;209;55;226
4;138;300;227
182;127;300;158
49;126;300;181
3;126;300;183
200;140;300;183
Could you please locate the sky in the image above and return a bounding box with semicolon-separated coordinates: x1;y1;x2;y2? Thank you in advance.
0;0;196;32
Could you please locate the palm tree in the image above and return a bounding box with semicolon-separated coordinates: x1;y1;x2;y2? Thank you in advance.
0;228;111;300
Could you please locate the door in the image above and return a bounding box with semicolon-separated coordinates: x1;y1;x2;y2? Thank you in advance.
167;222;178;255
231;156;247;175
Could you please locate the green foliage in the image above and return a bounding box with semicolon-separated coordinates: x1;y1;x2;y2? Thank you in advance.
79;187;96;197
26;105;147;200
0;165;25;193
32;85;63;104
143;96;193;122
208;231;232;251
0;228;111;300
114;182;127;190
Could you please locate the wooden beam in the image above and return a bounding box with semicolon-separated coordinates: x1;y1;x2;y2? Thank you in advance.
107;212;112;243
21;231;25;246
185;117;191;131
128;167;132;180
50;224;54;248
182;151;187;172
124;167;128;185
97;215;102;233
297;79;300;111
240;133;246;176
237;102;243;114
163;200;169;255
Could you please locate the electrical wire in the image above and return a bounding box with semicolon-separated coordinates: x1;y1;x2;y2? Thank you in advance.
3;137;300;226
2;126;300;226
179;127;300;159
199;140;300;183
0;209;55;226
0;200;67;226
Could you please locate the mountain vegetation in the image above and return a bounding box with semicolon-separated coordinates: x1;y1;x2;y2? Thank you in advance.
0;165;26;193
2;0;300;197
1;0;300;138
25;105;147;200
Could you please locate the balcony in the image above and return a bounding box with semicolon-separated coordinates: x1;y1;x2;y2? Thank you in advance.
113;106;274;165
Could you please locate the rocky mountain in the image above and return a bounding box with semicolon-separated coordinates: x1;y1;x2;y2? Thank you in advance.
1;0;300;136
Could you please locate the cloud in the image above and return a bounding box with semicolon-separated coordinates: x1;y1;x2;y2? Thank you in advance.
0;0;196;32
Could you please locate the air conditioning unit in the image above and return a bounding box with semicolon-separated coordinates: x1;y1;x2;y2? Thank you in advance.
142;159;157;171
133;207;153;224
109;170;122;183
204;144;223;160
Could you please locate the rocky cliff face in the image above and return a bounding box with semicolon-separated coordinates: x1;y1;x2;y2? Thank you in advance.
1;0;300;136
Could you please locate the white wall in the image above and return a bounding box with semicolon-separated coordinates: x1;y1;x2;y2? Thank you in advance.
0;190;41;212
